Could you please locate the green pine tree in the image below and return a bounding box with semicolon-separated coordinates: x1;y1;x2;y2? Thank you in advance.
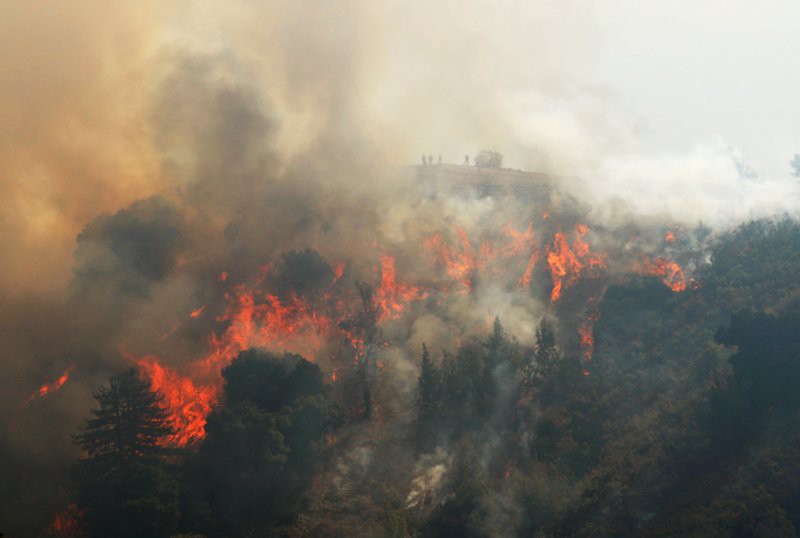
527;318;561;387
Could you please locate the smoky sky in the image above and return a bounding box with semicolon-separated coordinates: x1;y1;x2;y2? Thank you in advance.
2;1;800;298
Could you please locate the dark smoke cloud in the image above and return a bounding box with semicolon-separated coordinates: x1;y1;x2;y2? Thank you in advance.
72;196;185;297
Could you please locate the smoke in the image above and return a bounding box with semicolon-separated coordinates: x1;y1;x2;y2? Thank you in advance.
2;1;800;533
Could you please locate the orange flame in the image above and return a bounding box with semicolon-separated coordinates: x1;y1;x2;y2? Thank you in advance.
333;261;346;281
665;231;676;243
138;256;429;446
518;251;540;288
139;283;339;445
426;229;479;291
643;257;687;292
375;255;428;320
137;357;216;446
501;222;535;258
27;366;74;404
546;225;605;302
46;504;84;537
426;223;537;291
189;305;206;318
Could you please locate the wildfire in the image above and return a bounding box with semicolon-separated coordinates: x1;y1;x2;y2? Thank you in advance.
501;222;535;258
139;278;341;445
374;254;428;320
665;231;676;243
578;323;594;360
518;251;540;288
427;223;539;291
426;228;480;291
643;257;687;292
137;255;427;446
546;225;606;302
46;504;84;537
333;261;346;281
27;366;74;404
133;219;687;447
137;357;216;446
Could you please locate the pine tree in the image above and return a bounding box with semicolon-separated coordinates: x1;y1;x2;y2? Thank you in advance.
76;367;173;466
527;318;562;387
440;350;459;419
417;344;440;422
487;316;506;354
73;368;178;537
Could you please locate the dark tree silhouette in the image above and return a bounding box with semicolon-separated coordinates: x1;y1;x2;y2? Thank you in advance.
417;344;440;423
73;368;178;538
339;281;382;418
179;350;338;536
527;318;561;388
75;368;173;465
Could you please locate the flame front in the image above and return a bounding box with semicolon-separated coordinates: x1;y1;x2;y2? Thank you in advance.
134;220;692;447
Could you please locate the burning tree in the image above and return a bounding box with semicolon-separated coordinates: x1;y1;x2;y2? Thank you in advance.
339;281;383;418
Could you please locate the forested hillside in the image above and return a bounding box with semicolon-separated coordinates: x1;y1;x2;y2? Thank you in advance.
34;218;800;537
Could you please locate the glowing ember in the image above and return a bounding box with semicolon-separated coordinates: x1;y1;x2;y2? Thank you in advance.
665;231;676;243
189;305;206;318
578;323;594;360
218;271;228;282
27;366;74;404
503;462;514;479
46;504;84;537
333;262;346;281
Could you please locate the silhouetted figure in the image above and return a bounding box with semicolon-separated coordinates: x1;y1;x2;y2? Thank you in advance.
421;154;427;166
464;154;470;165
438;155;442;164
